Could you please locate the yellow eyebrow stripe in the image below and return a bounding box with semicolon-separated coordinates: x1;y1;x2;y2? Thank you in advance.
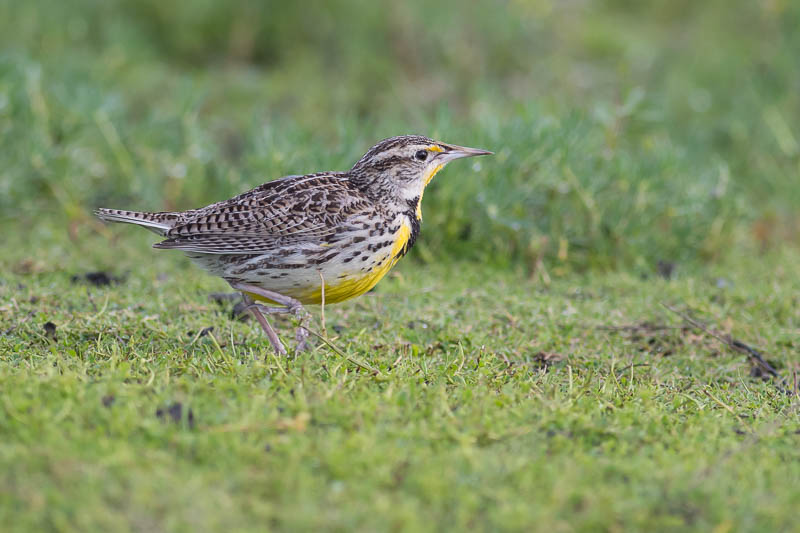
428;145;444;153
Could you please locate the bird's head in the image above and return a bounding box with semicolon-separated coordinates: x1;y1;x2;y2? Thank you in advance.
349;135;492;216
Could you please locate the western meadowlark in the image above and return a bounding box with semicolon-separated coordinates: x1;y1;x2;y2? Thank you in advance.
96;135;491;355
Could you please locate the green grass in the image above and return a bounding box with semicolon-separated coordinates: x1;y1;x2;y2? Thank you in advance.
2;0;800;531
2;233;799;531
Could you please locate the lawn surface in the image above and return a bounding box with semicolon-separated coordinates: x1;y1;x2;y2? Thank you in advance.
2;232;798;531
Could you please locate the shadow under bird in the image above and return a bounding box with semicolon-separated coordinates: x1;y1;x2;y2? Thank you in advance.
96;135;492;355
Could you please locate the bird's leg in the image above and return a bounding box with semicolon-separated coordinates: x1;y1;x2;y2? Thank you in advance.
239;293;286;357
246;302;311;353
230;282;310;354
294;307;311;352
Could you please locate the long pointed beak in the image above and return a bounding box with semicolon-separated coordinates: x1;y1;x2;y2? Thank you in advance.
439;143;493;161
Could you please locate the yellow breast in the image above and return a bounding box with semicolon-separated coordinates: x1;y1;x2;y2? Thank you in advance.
309;221;411;304
245;222;412;306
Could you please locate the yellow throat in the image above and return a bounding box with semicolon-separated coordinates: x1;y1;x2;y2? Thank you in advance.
416;163;444;220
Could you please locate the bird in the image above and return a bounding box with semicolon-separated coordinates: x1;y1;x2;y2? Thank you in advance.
96;135;492;355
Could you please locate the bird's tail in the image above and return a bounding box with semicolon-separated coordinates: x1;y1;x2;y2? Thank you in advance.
95;208;179;235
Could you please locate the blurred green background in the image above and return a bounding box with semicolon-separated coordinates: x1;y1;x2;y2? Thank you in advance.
1;0;798;272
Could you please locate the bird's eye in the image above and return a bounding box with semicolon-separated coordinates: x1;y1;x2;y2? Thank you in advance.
414;150;428;161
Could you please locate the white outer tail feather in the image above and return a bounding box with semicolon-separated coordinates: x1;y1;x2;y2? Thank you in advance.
95;208;173;235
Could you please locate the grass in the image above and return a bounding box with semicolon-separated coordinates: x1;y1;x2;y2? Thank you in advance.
2;231;799;531
2;0;800;530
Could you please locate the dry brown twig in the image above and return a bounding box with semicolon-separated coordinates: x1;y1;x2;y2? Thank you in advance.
661;302;790;395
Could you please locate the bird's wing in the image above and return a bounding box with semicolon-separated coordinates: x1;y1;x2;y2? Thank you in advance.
153;173;372;254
